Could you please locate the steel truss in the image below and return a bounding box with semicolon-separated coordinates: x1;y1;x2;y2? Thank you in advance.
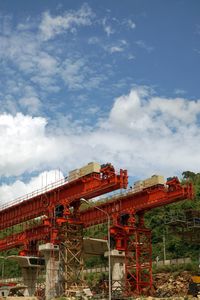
167;209;200;243
0;175;194;298
110;213;152;297
125;227;152;296
59;222;86;296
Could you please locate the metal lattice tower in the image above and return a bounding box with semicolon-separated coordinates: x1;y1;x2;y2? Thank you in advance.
59;222;86;296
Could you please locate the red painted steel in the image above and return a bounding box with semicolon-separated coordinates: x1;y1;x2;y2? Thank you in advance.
0;165;128;231
0;224;50;252
80;177;193;227
0;178;193;253
0;173;194;297
79;177;193;296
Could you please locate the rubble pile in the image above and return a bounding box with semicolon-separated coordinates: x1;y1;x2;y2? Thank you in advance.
153;271;191;297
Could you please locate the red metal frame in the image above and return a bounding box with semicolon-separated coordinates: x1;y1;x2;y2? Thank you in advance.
79;177;193;296
80;177;193;227
0;165;127;231
0;173;194;297
124;227;152;295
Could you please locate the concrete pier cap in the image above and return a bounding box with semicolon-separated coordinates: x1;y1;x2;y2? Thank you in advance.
38;243;59;253
7;255;44;297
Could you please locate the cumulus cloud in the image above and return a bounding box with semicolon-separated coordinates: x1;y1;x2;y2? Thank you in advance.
0;170;64;205
1;87;200;203
103;88;200;176
0;88;200;182
0;113;63;176
39;3;94;40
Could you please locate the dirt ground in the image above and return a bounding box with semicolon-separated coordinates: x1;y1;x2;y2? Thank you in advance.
152;271;194;297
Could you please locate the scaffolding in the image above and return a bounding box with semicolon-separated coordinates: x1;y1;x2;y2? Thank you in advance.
59;222;86;296
166;210;200;243
125;228;152;296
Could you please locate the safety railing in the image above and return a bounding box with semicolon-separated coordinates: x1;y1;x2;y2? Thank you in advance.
0;177;67;211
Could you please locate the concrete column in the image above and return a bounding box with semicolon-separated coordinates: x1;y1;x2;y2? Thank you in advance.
21;267;38;296
39;243;59;300
7;255;40;297
105;249;125;290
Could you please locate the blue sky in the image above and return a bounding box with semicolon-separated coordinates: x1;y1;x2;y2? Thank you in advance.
0;0;200;202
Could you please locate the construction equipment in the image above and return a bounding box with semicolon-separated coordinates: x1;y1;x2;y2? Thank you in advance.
0;162;128;296
188;275;200;297
0;164;194;298
167;209;200;297
80;176;193;296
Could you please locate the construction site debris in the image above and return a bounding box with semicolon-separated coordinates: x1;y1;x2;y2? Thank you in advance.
153;271;192;297
134;297;197;300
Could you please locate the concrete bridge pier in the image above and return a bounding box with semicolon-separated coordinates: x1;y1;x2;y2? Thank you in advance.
7;256;41;296
21;267;38;296
39;243;59;300
105;249;125;292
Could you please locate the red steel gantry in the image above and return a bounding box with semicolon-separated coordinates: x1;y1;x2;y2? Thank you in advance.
80;177;193;296
0;164;128;294
0;164;194;297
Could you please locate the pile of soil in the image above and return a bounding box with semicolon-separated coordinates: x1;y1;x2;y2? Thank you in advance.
153;271;192;297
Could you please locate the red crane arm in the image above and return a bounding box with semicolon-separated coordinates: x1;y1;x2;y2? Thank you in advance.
0;178;193;253
80;178;194;227
0;225;50;252
0;166;128;231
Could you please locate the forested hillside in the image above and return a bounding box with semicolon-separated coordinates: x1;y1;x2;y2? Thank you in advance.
146;171;200;261
1;171;199;278
84;172;200;268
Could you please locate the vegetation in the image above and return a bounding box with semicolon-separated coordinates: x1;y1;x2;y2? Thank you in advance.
146;171;200;262
152;261;199;274
1;171;200;278
84;171;200;271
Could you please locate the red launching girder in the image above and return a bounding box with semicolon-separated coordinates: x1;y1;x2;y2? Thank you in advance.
0;176;194;296
0;165;128;231
0;224;50;252
80;177;193;227
0;177;192;253
80;177;193;296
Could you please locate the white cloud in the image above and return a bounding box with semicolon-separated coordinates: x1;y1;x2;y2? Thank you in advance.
61;58;86;90
19;96;41;114
0;31;59;95
0;170;64;205
60;57;104;90
0;9;102;98
128;54;135;60
88;36;100;44
102;18;115;37
109;46;124;53
136;40;154;53
39;3;94;40
0;80;43;115
127;19;136;29
107;40;128;54
0;88;200;185
174;89;186;95
0;113;63;176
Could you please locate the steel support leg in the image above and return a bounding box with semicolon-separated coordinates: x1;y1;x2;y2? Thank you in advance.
59;222;85;296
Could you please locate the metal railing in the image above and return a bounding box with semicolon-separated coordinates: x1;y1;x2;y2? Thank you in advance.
0;177;67;211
